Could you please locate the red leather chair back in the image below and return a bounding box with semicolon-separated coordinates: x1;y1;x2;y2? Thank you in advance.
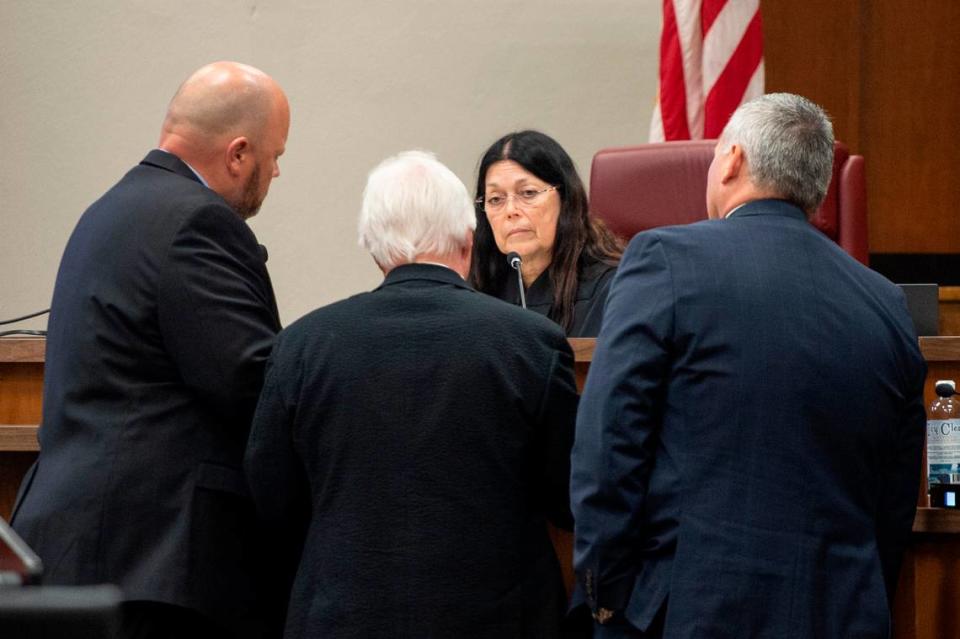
589;140;869;265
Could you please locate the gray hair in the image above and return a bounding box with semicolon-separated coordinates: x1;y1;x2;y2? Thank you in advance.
719;93;834;213
358;151;476;270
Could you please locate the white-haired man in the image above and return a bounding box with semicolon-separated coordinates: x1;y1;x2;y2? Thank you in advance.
572;94;925;638
245;151;580;638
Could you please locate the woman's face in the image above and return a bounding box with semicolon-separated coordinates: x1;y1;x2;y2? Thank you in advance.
482;160;561;276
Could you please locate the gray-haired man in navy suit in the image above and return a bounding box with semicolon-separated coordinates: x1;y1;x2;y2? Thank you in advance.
572;93;925;638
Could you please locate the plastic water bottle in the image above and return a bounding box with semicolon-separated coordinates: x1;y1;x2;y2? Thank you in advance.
927;380;960;507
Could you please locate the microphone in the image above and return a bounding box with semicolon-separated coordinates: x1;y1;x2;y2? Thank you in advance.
506;252;527;309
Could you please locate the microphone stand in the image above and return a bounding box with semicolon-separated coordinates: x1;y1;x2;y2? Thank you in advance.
507;252;526;309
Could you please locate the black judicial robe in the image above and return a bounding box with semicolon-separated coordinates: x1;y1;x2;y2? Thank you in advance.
497;258;617;337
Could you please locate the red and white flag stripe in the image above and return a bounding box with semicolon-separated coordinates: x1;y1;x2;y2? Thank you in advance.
649;0;764;142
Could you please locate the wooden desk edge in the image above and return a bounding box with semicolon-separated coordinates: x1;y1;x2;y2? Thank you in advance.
0;338;46;363
5;335;954;366
4;336;957;363
939;286;960;302
575;336;960;362
4;337;960;533
568;338;594;362
912;507;960;534
0;424;40;452
919;336;960;361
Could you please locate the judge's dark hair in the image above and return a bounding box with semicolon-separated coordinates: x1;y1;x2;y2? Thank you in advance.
469;130;623;332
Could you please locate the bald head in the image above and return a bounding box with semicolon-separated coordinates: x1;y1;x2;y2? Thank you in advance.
162;62;280;143
158;62;290;219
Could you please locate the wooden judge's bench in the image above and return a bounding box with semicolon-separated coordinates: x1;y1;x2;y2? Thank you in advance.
2;336;959;638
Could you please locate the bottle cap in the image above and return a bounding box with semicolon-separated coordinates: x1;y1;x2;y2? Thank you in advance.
935;380;956;397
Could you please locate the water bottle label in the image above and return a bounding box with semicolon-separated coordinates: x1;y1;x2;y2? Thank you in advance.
928;419;960;487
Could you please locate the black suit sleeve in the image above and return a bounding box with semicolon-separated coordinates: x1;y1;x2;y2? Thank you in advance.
157;203;280;424
244;345;310;634
244;344;308;526
534;339;580;530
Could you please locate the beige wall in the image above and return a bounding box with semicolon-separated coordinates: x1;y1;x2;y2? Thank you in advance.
0;1;659;328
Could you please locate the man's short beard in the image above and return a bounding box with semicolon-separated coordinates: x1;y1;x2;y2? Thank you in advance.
232;162;263;220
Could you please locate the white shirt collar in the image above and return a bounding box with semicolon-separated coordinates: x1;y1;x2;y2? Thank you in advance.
724;203;748;219
155;148;209;188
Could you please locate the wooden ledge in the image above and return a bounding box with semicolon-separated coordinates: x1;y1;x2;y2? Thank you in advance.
0;336;955;366
0;424;39;451
568;338;595;363
919;336;960;361
2;336;958;534
938;286;960;302
913;507;960;534
0;338;45;363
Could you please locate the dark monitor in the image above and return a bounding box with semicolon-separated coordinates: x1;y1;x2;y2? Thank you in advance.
897;283;939;336
0;517;42;586
0;585;122;639
1;517;121;637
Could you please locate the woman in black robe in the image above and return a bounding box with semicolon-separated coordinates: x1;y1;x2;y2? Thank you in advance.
470;130;624;337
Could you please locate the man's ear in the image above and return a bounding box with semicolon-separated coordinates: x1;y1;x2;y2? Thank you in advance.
225;137;250;177
461;230;474;262
720;144;745;185
374;256;392;276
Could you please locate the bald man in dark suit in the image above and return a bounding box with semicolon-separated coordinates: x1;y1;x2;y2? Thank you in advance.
12;62;289;638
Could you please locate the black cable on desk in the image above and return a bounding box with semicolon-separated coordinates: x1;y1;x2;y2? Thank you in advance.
0;309;50;326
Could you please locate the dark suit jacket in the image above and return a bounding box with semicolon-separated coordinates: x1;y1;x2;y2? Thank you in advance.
12;150;280;636
244;264;579;639
571;200;926;638
497;258;617;337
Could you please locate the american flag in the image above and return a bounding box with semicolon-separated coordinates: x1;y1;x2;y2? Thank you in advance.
649;0;765;141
